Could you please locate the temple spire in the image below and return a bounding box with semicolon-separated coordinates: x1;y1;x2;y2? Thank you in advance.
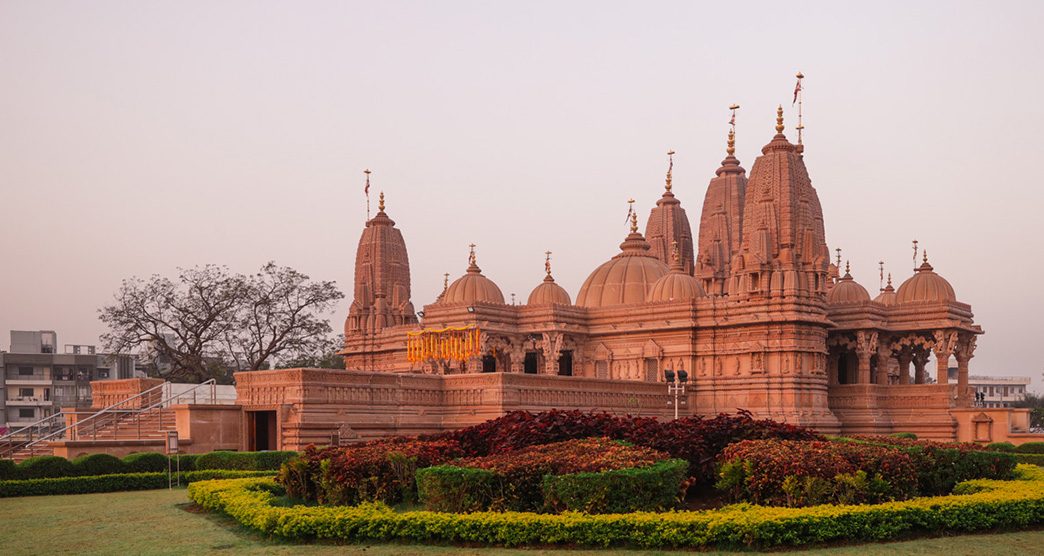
665;149;675;192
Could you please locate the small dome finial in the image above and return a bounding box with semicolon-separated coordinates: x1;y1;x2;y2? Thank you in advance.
835;247;842;270
887;272;893;287
923;249;929;264
626;198;637;233
378;191;385;212
775;105;785;134
727;129;736;156
665;149;675;192
468;243;478;268
630;210;639;233
544;250;553;278
443;272;450;292
845;260;851;276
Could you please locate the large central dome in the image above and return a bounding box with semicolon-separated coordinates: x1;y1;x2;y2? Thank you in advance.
576;221;670;308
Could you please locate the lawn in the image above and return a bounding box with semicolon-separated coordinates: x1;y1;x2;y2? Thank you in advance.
0;488;1040;555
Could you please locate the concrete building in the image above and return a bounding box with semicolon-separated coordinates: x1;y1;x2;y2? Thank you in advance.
1;331;131;430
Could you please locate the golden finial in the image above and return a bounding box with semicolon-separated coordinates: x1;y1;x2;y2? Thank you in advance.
443;273;450;291
775;105;785;134
845;260;851;275
468;243;477;266
835;247;842;269
630;210;639;233
626;198;636;232
878;260;885;291
544;250;552;277
378;191;385;212
665;149;675;192
912;239;919;269
886;273;893;287
727;129;736;156
923;250;929;264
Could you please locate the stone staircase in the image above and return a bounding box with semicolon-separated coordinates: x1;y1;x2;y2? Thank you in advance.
7;408;177;462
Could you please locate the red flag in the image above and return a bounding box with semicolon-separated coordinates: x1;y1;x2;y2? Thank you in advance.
364;170;371;195
792;78;802;106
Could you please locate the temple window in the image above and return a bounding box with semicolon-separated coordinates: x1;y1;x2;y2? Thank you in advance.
482;355;497;373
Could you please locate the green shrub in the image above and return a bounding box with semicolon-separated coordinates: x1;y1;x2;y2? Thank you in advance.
890;432;918;439
17;456;74;479
1014;453;1044;466
195;450;297;471
123;452;170;473
416;465;497;513
542;459;688;513
72;453;127;476
1016;442;1044;454
987;442;1017;453
0;469;275;498
174;453;199;471
186;464;1044;549
0;459;18;480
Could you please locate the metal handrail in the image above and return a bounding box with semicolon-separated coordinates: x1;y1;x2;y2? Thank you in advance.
0;412;65;442
18;379;218;454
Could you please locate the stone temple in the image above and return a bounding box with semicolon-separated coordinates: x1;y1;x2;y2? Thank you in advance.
231;104;1006;449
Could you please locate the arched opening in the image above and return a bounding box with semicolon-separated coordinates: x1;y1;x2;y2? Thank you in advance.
482;355;497;373
838;352;852;385
524;352;539;374
558;351;573;376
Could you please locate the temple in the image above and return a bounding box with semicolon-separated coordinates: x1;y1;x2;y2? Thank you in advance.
229;103;1016;449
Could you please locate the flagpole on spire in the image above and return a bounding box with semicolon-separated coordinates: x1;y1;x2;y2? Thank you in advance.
912;239;919;272
625;198;636;230
728;104;740;156
364;169;372;220
665;149;675;192
793;72;805;147
879;260;885;292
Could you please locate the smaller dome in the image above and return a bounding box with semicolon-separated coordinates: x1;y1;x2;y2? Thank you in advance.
441;249;505;305
648;247;706;302
896;256;956;305
528;275;571;306
874;274;897;306
827;266;871;305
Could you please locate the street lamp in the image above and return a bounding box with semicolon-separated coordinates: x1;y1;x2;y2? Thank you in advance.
664;369;688;420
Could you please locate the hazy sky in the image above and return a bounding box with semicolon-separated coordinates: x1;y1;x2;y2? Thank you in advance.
2;2;1042;388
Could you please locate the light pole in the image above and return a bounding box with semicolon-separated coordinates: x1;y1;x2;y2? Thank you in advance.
664;369;688;420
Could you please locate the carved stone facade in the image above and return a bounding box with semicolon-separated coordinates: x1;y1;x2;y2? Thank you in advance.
263;105;993;446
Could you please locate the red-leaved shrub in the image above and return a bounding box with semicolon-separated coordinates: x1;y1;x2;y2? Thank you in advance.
717;439;919;506
306;438;462;505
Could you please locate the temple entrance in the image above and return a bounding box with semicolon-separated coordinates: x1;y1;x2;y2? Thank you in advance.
248;411;277;451
524;352;539;374
558;351;573;376
838;354;852;385
482;355;497;373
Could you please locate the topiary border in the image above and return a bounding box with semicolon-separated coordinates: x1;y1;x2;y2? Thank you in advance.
0;470;275;498
187;465;1044;549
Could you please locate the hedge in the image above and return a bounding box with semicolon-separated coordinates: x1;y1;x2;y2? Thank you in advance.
0;470;276;498
1014;453;1044;466
195;450;298;471
416;466;497;513
187;464;1044;549
541;459;689;513
1016;442;1044;454
0;450;290;481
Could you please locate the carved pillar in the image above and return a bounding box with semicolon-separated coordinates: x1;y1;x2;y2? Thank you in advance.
897;352;912;385
913;352;928;384
875;344;892;385
509;347;524;374
932;330;957;385
955;335;977;406
541;332;563;375
855;331;877;384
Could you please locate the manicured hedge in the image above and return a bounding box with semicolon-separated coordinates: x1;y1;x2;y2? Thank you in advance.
187;465;1044;549
0;469;275;498
195;450;297;471
1016;442;1044;454
986;442;1017;452
0;450;290;481
542;459;689;513
416;466;497;513
1014;453;1044;466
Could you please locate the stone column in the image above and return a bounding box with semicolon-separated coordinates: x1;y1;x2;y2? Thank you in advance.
827;352;840;385
913;353;928;384
932;330;956;385
955;336;977;406
875;344;892;385
897;353;912;385
855;331;877;384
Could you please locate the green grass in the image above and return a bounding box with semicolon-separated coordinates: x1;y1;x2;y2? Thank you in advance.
0;488;1041;555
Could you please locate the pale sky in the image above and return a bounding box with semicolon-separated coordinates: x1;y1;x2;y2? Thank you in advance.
1;1;1042;389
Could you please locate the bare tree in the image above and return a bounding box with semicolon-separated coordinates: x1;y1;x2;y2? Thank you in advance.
221;262;344;371
278;334;346;369
99;265;246;383
99;262;344;382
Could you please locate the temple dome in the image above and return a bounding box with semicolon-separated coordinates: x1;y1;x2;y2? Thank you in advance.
896;257;956;304
576;224;669;308
442;251;505;305
874;275;897;306
827;267;871;305
528;275;571;306
648;247;706;302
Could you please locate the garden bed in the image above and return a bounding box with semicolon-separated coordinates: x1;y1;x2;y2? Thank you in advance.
187;464;1044;549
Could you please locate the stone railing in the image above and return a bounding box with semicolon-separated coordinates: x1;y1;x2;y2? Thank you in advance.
89;378;165;409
